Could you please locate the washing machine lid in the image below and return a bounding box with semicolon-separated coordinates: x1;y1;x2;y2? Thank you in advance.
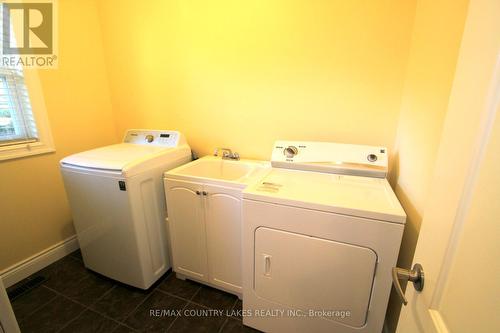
243;168;406;223
61;143;166;170
60;129;191;177
60;143;191;177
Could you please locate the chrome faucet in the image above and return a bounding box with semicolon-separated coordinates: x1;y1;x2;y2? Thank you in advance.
214;147;240;160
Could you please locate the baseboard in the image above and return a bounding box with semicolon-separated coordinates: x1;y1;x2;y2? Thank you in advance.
0;235;80;288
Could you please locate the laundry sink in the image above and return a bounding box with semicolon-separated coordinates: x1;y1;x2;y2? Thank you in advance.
165;156;270;188
176;158;251;180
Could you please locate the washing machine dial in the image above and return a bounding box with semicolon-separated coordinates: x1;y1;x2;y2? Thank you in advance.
284;146;299;158
367;154;378;162
145;134;155;143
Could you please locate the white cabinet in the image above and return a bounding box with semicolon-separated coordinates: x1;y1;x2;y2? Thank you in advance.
164;179;242;294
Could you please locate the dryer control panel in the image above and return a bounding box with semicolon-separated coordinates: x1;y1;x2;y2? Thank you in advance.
271;141;388;178
123;129;185;147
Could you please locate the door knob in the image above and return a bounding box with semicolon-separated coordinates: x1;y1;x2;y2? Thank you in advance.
392;263;424;305
195;190;201;195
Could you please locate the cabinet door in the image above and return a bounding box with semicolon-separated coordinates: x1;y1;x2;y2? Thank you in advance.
164;179;208;281
204;184;242;293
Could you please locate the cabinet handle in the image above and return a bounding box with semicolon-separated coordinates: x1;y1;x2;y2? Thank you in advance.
202;191;208;196
195;190;201;195
264;255;271;276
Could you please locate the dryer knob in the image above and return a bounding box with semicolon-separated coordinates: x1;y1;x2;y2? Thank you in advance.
145;135;154;143
284;146;299;158
367;154;378;162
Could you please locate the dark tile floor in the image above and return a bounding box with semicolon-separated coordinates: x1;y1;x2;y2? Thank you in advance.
7;250;259;333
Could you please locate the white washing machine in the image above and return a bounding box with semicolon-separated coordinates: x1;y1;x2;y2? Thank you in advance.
60;129;191;289
242;141;406;333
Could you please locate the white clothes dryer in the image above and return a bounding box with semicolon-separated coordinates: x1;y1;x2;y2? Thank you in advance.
242;141;406;332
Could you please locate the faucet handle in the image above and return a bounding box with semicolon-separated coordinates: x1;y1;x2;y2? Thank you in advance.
233;152;240;160
214;147;232;158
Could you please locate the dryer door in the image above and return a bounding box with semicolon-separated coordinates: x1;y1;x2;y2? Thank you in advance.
254;227;377;328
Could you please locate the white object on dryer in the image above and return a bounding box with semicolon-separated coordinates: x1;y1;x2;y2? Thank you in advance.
242;141;405;332
60;129;191;289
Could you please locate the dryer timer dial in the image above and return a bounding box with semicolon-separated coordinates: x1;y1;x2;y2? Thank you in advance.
284;146;299;158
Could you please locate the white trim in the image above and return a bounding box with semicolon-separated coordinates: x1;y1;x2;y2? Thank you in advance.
0;279;20;333
429;310;450;333
0;235;79;288
0;140;55;161
431;52;500;312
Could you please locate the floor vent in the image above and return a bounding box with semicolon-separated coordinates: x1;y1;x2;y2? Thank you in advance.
7;275;47;301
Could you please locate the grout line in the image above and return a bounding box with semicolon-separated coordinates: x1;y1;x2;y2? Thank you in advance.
165;302;189;331
155;288;192;302
86;308;140;332
41;257;90;291
16;293;59;326
157;286;239;316
43;285;94;309
189;286;202;301
187;300;212;310
92;284;117;305
165;291;195;332
230;298;238;311
14;285;58;324
110;322;139;333
44;284;139;332
166;286;202;331
218;317;230;333
55;307;87;333
154;286;202;305
229;298;242;321
121;289;156;323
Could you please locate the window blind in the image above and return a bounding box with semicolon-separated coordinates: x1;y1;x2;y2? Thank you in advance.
0;68;38;145
0;4;38;146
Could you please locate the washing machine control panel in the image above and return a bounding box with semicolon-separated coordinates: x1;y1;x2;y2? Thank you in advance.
123;130;181;147
271;141;388;178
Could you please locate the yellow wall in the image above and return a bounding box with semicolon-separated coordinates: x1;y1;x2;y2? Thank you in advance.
0;0;117;270
386;0;469;331
97;0;416;161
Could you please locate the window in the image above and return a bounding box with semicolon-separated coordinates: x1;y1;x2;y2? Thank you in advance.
0;65;54;161
0;14;54;160
0;67;38;144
